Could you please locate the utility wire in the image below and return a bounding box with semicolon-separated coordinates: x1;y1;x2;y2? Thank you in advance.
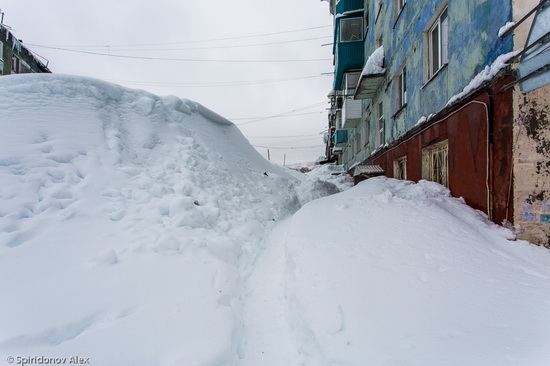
251;144;323;150
30;36;332;52
29;25;333;48
247;133;322;138
235;102;327;126
232;111;323;120
106;75;325;88
27;45;331;63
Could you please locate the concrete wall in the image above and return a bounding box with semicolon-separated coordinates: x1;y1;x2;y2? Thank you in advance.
513;89;550;246
512;0;550;246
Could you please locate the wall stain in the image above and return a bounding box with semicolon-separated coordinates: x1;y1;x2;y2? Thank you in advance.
520;96;550;156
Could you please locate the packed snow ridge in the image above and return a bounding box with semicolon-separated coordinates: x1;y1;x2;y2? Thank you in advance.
1;74;550;366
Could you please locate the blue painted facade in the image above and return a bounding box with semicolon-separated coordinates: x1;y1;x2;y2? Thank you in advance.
327;0;514;169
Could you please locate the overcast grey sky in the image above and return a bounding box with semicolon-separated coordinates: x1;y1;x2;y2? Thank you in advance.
1;0;333;165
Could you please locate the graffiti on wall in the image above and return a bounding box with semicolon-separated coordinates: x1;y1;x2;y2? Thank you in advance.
522;202;536;222
542;200;550;224
522;200;550;224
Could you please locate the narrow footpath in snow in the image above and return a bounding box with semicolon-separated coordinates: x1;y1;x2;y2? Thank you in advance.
237;218;301;365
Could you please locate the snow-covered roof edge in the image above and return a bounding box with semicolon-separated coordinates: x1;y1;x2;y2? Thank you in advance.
0;23;51;71
446;50;519;107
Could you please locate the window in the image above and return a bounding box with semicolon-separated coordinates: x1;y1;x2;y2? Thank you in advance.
344;71;361;96
422;140;449;187
395;0;406;19
340;17;363;42
0;41;3;75
377;101;385;146
355;132;362;154
395;66;407;110
364;11;369;34
21;60;32;73
376;34;383;48
365;117;371;147
428;7;448;78
375;0;383;22
394;156;407;180
11;55;20;74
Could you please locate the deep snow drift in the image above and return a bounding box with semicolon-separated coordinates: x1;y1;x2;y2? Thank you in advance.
0;74;304;365
1;74;550;366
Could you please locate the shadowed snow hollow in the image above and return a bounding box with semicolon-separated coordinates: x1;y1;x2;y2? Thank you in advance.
0;74;300;365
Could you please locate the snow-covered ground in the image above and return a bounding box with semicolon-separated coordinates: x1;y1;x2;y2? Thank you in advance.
1;74;549;366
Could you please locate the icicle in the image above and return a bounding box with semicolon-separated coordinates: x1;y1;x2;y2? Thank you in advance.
12;36;21;53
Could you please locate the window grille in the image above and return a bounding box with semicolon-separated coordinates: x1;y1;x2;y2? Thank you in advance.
394;157;407;180
423;141;449;187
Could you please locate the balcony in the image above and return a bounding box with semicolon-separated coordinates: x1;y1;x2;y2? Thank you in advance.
341;71;362;128
333;129;349;146
333;7;365;91
335;0;364;14
342;97;362;128
354;46;386;100
334;40;365;91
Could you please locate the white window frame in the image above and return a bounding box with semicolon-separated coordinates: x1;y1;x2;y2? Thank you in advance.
340;17;364;42
11;54;20;74
395;65;407;110
355;131;362;154
376;34;383;48
365;118;371;147
0;41;3;75
428;7;448;79
422;140;449;187
395;0;406;20
375;0;383;22
394;156;407;180
377;101;385;147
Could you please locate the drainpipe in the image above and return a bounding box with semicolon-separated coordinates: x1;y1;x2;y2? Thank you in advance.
487;88;495;221
467;99;492;221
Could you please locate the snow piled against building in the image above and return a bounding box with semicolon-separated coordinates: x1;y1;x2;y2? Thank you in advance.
285;177;550;366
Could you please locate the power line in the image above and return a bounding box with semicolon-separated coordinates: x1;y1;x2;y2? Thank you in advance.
31;36;332;53
29;25;333;48
106;75;325;88
235;102;327;126
232;111;323;120
252;144;323;150
27;45;331;63
247;133;322;138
